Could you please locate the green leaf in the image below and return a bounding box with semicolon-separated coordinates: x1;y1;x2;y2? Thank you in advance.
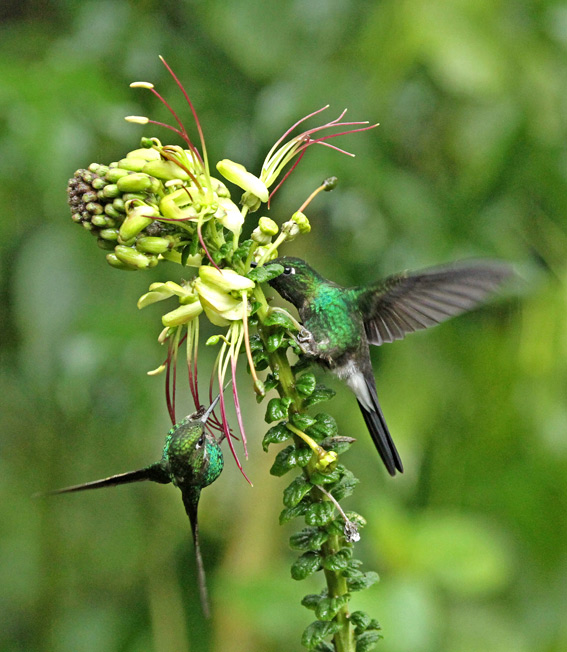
313;643;335;652
310;466;342;485
346;571;379;592
265;397;292;423
266;330;285;352
356;631;382;652
291;551;321;581
330;470;359;501
301;592;324;611
303;385;336;408
301;620;341;649
315;594;350;621
321;436;356;455
263;309;298;329
270;445;300;476
233;238;253;261
180;243;192;267
296;447;313;467
305;501;335;527
307;413;338;441
322;548;352;571
247;263;284;283
290;527;329;551
296;372;317;397
262;423;291;451
291;413;317;430
283;475;312;507
350;611;371;635
279;501;310;524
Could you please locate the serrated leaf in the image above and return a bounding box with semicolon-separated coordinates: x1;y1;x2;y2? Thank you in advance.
307;413;338;441
291;413;317;429
283;475;312;507
270;445;299;476
315;595;350;621
247;263;284;284
310;467;342;485
303;385;336;408
330;469;359;501
266;330;285;352
233;238;253;261
296;447;313;467
301;620;342;649
265;397;291;423
290;527;329;551
279;501;310;524
322;548;352;571
291;551;321;580
356;631;382;652
301;593;323;611
305;501;335;527
296;372;317;397
263;374;279;392
346;571;379;592
262;423;291;451
313;643;335;652
350;611;371;634
263;309;298;329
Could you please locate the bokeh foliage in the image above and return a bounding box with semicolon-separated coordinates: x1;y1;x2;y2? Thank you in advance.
1;1;566;651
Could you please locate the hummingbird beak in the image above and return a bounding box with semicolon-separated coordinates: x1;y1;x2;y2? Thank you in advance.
199;381;232;423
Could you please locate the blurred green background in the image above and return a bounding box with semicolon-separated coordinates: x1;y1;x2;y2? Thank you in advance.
1;1;566;651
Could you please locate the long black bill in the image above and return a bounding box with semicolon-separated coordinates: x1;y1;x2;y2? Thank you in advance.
35;463;169;497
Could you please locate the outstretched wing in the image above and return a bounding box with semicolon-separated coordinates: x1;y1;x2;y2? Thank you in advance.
356;261;513;346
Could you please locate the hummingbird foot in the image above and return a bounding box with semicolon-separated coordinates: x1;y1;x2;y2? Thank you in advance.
296;328;317;356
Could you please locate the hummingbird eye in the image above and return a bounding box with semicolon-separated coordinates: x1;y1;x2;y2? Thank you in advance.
283;266;295;275
196;434;205;449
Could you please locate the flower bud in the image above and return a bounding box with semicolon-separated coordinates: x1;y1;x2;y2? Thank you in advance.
281;220;300;241
119;204;159;241
291;211;311;234
199;266;255;292
99;228;119;241
251;227;271;245
215;197;244;234
259;216;278;236
241;191;262;212
114;245;151;269
136;236;171;254
118;158;147;172
216;159;269;203
126;147;161;161
105;168;130;183
106;253;138;271
117;173;160;194
162;302;203;327
142;159;190;181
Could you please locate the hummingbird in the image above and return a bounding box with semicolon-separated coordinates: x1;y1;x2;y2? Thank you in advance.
41;395;225;617
264;256;513;476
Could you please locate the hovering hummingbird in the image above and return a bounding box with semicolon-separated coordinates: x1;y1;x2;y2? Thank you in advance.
264;256;513;476
41;395;224;617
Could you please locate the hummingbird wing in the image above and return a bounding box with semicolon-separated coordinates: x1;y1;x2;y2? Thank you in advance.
356;261;513;346
38;463;170;496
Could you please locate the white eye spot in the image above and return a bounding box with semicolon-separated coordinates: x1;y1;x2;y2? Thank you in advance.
196;435;205;449
283;266;295;275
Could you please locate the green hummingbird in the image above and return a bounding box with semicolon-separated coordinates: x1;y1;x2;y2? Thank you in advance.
42;395;225;617
264;256;512;476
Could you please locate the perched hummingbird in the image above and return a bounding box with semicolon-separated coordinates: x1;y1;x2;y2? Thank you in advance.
264;256;512;476
42;396;224;617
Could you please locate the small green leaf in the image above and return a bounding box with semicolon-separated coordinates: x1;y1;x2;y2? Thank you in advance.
303;385;336;408
266;330;285;352
301;620;341;649
307;413;338;440
263;373;279;393
296;372;317;397
315;594;350;621
247;263;284;283
279;501;310;524
350;611;371;635
310;466;343;485
356;631;382;652
301;593;324;611
263;309;298;329
305;501;335;527
346;571;379;592
180;243;192;266
290;527;329;551
322;548;352;571
233;238;253;261
313;643;335;652
283;475;312;507
291;413;317;430
270;445;299;476
265;397;292;423
296;446;313;467
291;551;321;580
321;436;356;455
330;470;360;501
341;559;363;576
262;423;291;451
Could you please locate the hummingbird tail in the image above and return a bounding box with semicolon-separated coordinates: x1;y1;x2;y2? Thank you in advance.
182;491;211;618
37;464;169;496
357;400;403;476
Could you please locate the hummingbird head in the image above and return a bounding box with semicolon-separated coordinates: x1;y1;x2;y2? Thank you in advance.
265;257;324;306
161;395;224;490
